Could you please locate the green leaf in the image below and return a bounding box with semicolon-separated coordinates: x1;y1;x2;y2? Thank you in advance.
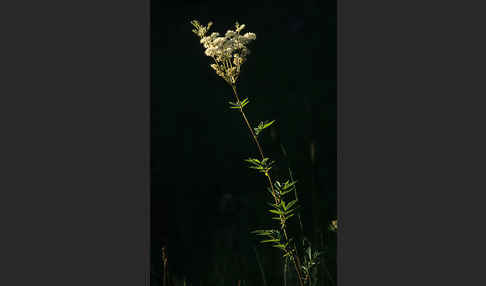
286;199;298;210
254;120;275;136
252;229;274;236
263;120;275;129
279;190;292;196
240;98;249;108
244;158;260;165
228;101;241;109
282;180;298;190
272;244;287;250
284;209;296;215
260;239;280;243
269;209;284;215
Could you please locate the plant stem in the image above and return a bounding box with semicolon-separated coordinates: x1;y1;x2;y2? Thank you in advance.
230;84;305;286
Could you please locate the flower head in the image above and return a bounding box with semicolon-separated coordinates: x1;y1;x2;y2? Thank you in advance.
191;20;256;85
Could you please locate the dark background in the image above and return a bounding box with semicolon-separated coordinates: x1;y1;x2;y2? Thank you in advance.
152;0;336;284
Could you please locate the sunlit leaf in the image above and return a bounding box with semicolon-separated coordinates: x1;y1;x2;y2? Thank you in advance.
263;120;275;129
260;239;280;243
269;209;283;215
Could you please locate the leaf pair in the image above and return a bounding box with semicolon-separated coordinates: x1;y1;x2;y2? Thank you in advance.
252;229;281;244
274;179;298;196
244;157;275;174
252;229;293;256
228;97;249;110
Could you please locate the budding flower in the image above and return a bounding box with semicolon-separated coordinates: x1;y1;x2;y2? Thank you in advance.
236;24;245;33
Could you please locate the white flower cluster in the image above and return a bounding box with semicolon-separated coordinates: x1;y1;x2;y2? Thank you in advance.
191;20;256;85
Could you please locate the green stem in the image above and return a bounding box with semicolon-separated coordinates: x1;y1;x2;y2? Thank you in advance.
230;84;305;286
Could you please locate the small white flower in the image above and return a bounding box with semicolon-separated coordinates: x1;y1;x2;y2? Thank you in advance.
243;32;256;40
225;30;236;38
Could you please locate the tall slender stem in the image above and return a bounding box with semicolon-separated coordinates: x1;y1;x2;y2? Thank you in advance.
230;84;305;286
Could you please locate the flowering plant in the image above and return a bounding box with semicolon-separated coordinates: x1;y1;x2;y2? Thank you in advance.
191;20;335;286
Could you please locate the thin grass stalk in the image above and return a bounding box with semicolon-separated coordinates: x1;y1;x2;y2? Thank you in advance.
283;255;288;286
162;246;169;286
253;246;267;286
319;230;335;286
